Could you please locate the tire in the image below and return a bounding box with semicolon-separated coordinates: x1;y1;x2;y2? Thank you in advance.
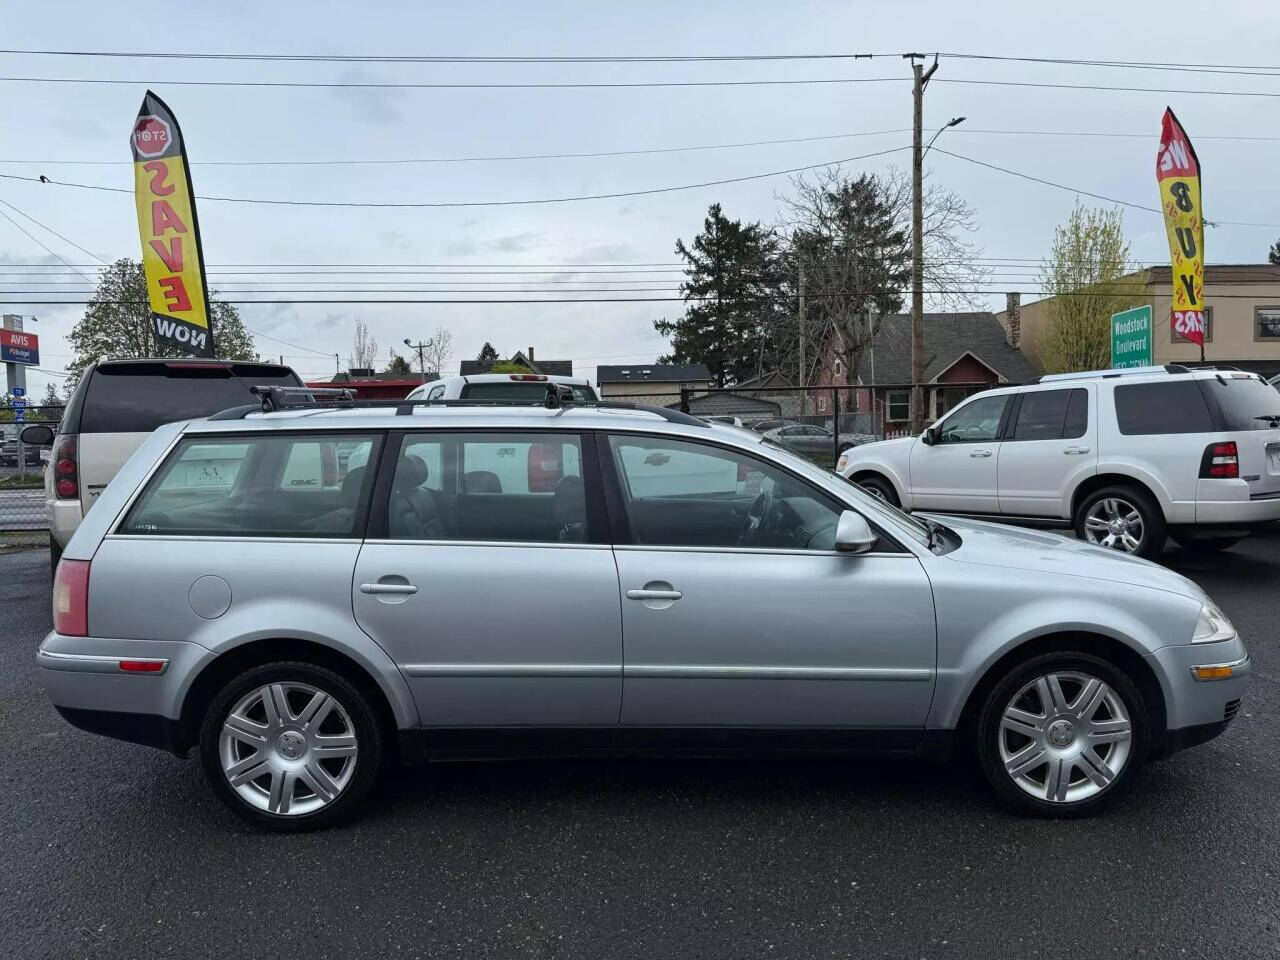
49;534;62;582
1172;534;1243;554
199;660;385;831
856;475;900;508
1073;484;1167;560
975;651;1150;818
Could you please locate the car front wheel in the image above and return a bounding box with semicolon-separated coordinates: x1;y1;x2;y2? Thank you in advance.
199;661;384;830
856;475;900;507
976;652;1149;817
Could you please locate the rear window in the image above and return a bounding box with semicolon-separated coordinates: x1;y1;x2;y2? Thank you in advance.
80;363;301;433
120;433;380;538
1114;381;1214;435
1201;375;1280;431
460;381;596;402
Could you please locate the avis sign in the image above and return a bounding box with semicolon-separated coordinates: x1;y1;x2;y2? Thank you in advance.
0;328;39;365
1111;305;1153;369
130;91;214;357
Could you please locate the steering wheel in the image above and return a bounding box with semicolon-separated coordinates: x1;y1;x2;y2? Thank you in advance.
738;491;774;547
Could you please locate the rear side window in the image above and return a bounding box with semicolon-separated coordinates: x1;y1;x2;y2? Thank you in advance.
80;363;301;433
120;433;380;538
1010;388;1088;441
1114;381;1213;435
460;381;596;402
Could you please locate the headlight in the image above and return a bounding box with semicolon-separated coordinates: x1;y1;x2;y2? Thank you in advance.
836;453;849;472
1192;599;1235;643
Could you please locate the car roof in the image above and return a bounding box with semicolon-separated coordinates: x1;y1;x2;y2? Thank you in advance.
1030;364;1263;386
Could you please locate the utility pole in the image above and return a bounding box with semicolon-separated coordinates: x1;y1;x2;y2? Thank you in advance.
797;262;807;417
403;337;429;377
907;54;938;434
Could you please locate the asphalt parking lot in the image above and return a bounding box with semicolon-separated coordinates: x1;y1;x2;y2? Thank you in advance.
2;534;1278;960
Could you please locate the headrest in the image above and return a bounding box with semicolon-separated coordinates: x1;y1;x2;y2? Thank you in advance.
465;470;502;493
341;466;366;505
553;474;585;521
394;455;428;490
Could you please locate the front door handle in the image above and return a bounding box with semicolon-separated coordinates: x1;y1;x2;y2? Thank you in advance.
360;582;418;595
969;449;992;458
626;588;683;601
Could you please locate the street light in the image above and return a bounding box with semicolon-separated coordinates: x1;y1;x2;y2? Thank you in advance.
924;116;966;156
403;337;428;377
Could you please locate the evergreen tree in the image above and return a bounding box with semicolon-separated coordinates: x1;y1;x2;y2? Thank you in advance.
654;204;785;387
1269;238;1280;265
475;342;500;368
383;352;413;375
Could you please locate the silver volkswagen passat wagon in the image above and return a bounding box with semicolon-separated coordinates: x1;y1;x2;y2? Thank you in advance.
38;391;1250;828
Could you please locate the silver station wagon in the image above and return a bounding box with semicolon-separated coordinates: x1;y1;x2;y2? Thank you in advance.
39;388;1251;828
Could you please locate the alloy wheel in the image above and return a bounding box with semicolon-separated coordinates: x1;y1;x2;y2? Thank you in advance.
997;671;1133;804
1083;497;1145;553
218;681;359;816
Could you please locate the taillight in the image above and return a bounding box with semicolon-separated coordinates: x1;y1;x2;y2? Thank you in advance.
509;374;547;382
1200;441;1239;479
52;559;90;636
52;434;78;500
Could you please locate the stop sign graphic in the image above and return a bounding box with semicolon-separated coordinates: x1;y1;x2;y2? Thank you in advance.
133;115;173;159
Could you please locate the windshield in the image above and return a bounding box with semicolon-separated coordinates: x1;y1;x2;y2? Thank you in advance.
1204;375;1280;429
757;435;932;545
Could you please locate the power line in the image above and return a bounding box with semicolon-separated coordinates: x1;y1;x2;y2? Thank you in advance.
0;74;906;90
0;204;96;282
0;145;910;208
0;196;109;263
936;77;1280;98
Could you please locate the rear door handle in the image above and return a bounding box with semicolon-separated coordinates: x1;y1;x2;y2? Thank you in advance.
1063;445;1091;455
360;583;418;595
969;449;992;458
626;588;683;601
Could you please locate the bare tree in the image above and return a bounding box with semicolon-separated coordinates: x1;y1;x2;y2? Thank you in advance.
421;326;454;377
347;318;378;370
777;165;988;387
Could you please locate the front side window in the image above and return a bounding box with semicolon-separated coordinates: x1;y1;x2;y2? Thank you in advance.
936;394;1009;443
607;434;845;551
388;432;587;543
121;433;380;537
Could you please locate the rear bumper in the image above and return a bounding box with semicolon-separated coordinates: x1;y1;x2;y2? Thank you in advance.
1194;479;1280;524
53;706;186;756
49;498;82;549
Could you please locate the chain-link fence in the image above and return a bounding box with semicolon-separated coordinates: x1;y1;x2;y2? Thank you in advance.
601;383;1004;469
1;405;62;541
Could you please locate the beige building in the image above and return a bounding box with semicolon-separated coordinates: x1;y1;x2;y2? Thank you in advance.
997;264;1280;379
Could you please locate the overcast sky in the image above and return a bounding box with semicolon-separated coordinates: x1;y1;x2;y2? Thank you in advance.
1;0;1278;396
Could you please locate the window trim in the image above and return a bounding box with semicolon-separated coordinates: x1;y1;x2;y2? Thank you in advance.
885;389;911;423
1254;304;1280;342
113;429;385;540
597;429;908;554
365;428;609;546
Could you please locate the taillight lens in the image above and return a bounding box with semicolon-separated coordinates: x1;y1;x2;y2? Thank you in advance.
509;374;547;382
52;559;90;636
1200;441;1239;479
52;435;78;500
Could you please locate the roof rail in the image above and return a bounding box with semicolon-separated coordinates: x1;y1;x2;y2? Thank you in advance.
1035;365;1180;384
210;382;710;427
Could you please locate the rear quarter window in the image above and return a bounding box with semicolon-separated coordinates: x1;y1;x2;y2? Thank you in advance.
79;364;301;433
1200;375;1280;431
1113;381;1214;435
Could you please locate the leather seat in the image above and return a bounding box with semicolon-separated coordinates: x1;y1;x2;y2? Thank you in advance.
389;455;450;539
300;466;367;534
553;474;586;542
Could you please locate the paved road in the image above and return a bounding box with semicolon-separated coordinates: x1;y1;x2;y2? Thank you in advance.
2;534;1278;959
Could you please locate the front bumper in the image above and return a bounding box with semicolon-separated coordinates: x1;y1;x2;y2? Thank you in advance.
38;632;211;755
1148;635;1251;757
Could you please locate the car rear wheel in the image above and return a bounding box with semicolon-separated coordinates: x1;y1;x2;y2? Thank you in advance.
856;475;899;507
1074;485;1167;560
199;661;384;830
976;652;1149;817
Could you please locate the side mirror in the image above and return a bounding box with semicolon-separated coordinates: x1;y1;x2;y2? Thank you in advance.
20;425;54;446
921;426;938;446
835;510;877;554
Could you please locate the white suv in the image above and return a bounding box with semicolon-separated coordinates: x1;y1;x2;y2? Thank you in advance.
836;365;1280;559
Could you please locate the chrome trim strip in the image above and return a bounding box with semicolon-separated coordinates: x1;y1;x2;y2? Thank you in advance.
376;539;610;550
1189;654;1250;681
36;649;170;676
611;545;913;559
105;534;363;544
401;663;620;678
624;665;934;681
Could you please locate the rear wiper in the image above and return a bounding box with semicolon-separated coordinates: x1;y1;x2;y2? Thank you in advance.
1253;414;1280;425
